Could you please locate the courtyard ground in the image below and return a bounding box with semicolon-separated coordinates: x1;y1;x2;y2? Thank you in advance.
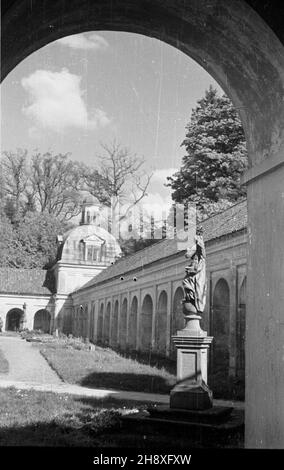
0;333;244;448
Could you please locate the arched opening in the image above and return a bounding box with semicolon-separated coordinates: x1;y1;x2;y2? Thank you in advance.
119;298;127;350
140;294;153;352
172;287;185;335
156;291;168;355
33;309;51;333
5;308;23;332
237;277;246;378
83;306;88;339
97;303;104;343
212;278;230;379
89;303;95;341
78;307;84;337
128;296;138;349
103;302;111;345
75;308;80;336
110;300;119;347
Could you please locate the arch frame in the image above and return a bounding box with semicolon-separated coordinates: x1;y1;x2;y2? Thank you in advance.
2;0;284;448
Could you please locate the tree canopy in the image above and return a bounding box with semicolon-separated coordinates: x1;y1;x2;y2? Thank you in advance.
167;86;248;218
0;143;152;267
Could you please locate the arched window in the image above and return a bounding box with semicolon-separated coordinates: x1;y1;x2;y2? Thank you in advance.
79;240;85;260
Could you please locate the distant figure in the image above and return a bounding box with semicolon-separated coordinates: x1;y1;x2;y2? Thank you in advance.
182;229;207;314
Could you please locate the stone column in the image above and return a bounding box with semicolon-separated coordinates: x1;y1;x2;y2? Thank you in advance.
229;266;237;377
166;281;172;356
171;314;213;410
244;161;284;448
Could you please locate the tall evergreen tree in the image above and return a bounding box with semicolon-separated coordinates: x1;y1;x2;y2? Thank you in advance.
167;86;248;217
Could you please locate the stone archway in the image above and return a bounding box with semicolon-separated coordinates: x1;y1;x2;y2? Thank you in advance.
119;298;127;350
89;303;96;341
97;303;104;343
212;278;230;378
5;308;23;332
140;294;153;352
172;287;185;335
103;302;111;345
156;290;168;355
128;296;138;349
33;309;51;333
2;0;284;448
110;300;119;347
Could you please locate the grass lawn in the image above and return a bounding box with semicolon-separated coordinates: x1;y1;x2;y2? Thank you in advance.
39;340;176;394
0;387;243;448
0;348;9;374
0;386;144;446
28;334;244;400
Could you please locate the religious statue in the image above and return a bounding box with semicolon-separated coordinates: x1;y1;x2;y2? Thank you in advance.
182;228;207;315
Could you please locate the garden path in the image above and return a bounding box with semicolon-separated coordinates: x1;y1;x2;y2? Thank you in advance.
0;335;62;385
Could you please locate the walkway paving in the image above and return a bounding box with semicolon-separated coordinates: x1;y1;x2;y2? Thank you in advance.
0;335;244;409
0;335;62;385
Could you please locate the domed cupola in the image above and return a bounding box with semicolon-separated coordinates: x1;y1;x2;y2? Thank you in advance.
80;195;101;226
53;197;121;296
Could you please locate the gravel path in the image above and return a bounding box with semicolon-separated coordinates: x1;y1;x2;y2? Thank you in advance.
0;335;62;385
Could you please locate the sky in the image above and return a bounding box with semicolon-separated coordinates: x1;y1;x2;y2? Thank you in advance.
0;31;222;212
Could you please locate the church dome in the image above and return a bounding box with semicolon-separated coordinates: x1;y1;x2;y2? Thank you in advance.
58;224;121;265
82;194;100;206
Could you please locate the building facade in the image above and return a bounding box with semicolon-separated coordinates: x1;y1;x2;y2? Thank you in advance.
0;200;247;379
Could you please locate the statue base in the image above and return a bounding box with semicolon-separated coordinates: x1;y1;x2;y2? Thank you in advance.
170;380;213;410
171;314;213;411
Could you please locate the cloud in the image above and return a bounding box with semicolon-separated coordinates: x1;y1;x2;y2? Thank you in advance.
21;69;110;133
56;33;109;50
142;192;172;219
151;167;178;183
140;167;177;220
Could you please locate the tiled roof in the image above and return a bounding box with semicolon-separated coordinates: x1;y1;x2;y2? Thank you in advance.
0;268;55;296
77;200;247;291
202;200;247;243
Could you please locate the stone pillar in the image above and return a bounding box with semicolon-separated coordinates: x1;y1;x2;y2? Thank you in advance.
229;266;237;377
171;314;213;410
244;160;284;448
166;281;172;356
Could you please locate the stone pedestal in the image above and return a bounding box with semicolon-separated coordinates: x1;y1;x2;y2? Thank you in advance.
170;314;213;411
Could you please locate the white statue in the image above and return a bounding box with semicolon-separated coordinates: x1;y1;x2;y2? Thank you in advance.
182;229;207;314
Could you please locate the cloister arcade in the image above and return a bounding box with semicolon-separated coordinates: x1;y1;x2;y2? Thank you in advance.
70;271;247;384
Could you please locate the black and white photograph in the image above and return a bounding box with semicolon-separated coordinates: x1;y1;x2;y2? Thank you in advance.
0;0;283;462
